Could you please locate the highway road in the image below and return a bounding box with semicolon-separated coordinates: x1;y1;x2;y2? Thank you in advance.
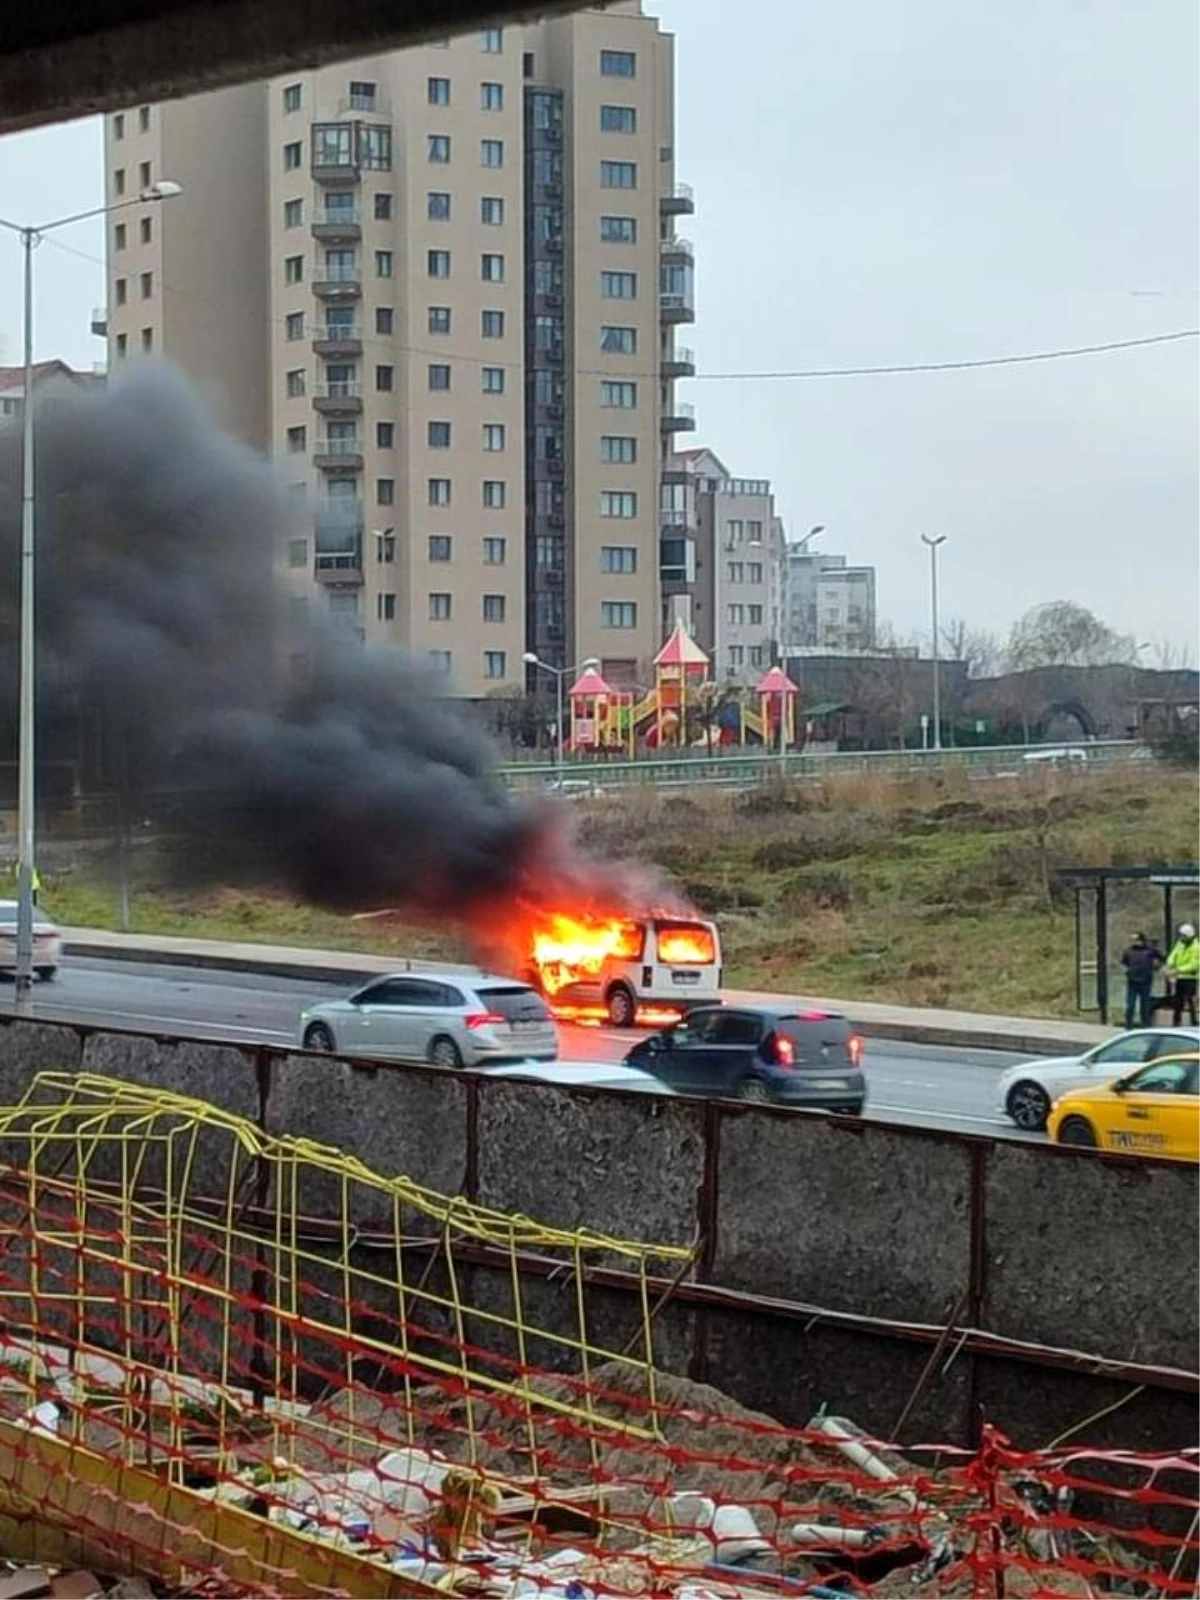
0;957;1041;1142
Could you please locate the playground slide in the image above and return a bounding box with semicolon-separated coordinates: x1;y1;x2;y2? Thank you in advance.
741;705;766;742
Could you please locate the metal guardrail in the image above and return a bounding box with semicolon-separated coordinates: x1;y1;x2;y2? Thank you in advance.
497;740;1146;790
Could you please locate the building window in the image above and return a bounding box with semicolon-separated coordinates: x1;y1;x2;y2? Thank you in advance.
481;27;503;52
482;81;506;111
115;278;127;306
600;160;636;189
727;604;745;625
286;368;306;398
285;311;305;340
429;535;452;561
288;537;308;568
601;434;637;464
114;222;127;251
378;592;396;621
375;363;394;391
728;645;744;668
748;604;763;625
428;76;451;106
428;650;453;673
114;168;126;196
601;601;638;628
749;562;764;584
374;249;393;278
429;478;451;507
374;192;393;220
482;309;505;338
482;423;506;451
428;363;451;391
115;333;127;358
480;195;504;225
138;160;151;187
375;306;393;335
600;49;636;76
348;79;377;108
284;141;302;170
369;423;391;452
728;561;744;583
359;126;392;170
483;536;506;563
428;190;451;221
482;480;506;509
283;82;302;112
113;113;124;139
601;271;637;300
726;519;743;544
483;650;507;679
284;198;303;228
430;592;452;621
428;420;452;448
428;249;451;278
600;104;637;133
481;252;505;282
428;134;451;163
139;216;152;245
140;328;153;351
284;255;304;285
429;306;451;334
483;594;506;623
600;380;637;408
481;366;505;394
601;546;637;574
138;105;150;131
601;324;637;354
286;425;307;453
481;139;504;168
601;490;637;518
376;478;395;506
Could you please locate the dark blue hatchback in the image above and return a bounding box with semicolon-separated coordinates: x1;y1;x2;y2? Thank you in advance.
624;1004;865;1112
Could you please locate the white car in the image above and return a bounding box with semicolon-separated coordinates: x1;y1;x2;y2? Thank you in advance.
997;1026;1200;1131
478;1060;672;1094
0;899;62;980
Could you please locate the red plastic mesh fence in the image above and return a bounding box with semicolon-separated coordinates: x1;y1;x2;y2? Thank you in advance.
0;1072;1192;1600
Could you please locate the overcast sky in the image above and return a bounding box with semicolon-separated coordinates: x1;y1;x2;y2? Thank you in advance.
0;0;1196;652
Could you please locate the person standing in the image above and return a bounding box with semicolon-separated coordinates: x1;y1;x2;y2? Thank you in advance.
1120;931;1162;1029
1165;923;1199;1027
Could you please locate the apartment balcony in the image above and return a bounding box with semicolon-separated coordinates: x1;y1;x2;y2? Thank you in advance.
312;322;362;356
314;546;364;583
312;261;362;298
312;382;363;415
661;400;697;434
661;464;694;488
659;289;695;325
312;205;361;241
314;509;364;584
659;180;695;217
90;306;107;337
314;434;364;470
337;92;392;117
661;508;691;530
662;344;695;378
661;236;694;264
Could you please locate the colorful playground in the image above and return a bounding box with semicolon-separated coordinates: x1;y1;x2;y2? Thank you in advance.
567;621;800;755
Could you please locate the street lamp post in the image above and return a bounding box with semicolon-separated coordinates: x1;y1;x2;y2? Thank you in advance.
921;534;947;753
522;652;600;773
1;181;182;1001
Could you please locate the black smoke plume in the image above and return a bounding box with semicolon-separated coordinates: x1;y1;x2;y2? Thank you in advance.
0;364;671;927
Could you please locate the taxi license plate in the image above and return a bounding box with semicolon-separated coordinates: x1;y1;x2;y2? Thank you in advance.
672;971;700;985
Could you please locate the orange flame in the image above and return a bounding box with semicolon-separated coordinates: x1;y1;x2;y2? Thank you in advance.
655;923;717;965
529;912;644;995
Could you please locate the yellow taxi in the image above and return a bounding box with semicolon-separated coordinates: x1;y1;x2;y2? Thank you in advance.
1047;1051;1199;1162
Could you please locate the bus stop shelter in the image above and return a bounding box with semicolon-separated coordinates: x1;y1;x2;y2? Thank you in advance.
1055;864;1200;1024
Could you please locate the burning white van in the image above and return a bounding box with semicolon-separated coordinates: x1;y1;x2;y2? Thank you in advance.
527;912;722;1027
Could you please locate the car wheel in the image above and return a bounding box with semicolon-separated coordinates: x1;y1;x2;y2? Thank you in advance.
428;1036;464;1070
606;984;636;1029
737;1076;771;1103
303;1023;336;1052
1057;1115;1097;1148
1006;1080;1051;1131
35;967;57;982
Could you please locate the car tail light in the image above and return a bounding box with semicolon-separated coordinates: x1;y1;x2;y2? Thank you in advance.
773;1035;796;1068
465;1012;506;1031
848;1034;864;1067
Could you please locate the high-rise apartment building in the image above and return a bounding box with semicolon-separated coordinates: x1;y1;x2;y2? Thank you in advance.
102;2;695;698
784;544;877;653
662;447;785;683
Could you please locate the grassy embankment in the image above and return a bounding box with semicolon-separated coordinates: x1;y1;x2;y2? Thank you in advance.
39;765;1199;1020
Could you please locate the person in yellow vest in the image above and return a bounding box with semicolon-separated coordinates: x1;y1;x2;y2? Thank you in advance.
9;863;40;906
1165;923;1199;1027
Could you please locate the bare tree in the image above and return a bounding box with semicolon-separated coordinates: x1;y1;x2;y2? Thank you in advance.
1005;601;1140;671
942;617;1002;679
1150;636;1196;672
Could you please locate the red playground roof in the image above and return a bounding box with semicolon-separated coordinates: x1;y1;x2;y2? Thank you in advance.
755;665;799;694
655;621;709;669
569;666;613;697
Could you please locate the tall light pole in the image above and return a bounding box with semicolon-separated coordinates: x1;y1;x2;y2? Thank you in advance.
522;653;600;774
921;534;947;753
1;181;182;1001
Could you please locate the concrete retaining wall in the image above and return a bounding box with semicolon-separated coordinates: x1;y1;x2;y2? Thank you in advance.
0;1014;1194;1448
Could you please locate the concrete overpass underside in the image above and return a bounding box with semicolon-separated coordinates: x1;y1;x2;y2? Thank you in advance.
0;0;586;135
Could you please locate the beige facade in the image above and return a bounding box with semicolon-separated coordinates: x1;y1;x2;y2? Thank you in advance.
101;2;692;699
